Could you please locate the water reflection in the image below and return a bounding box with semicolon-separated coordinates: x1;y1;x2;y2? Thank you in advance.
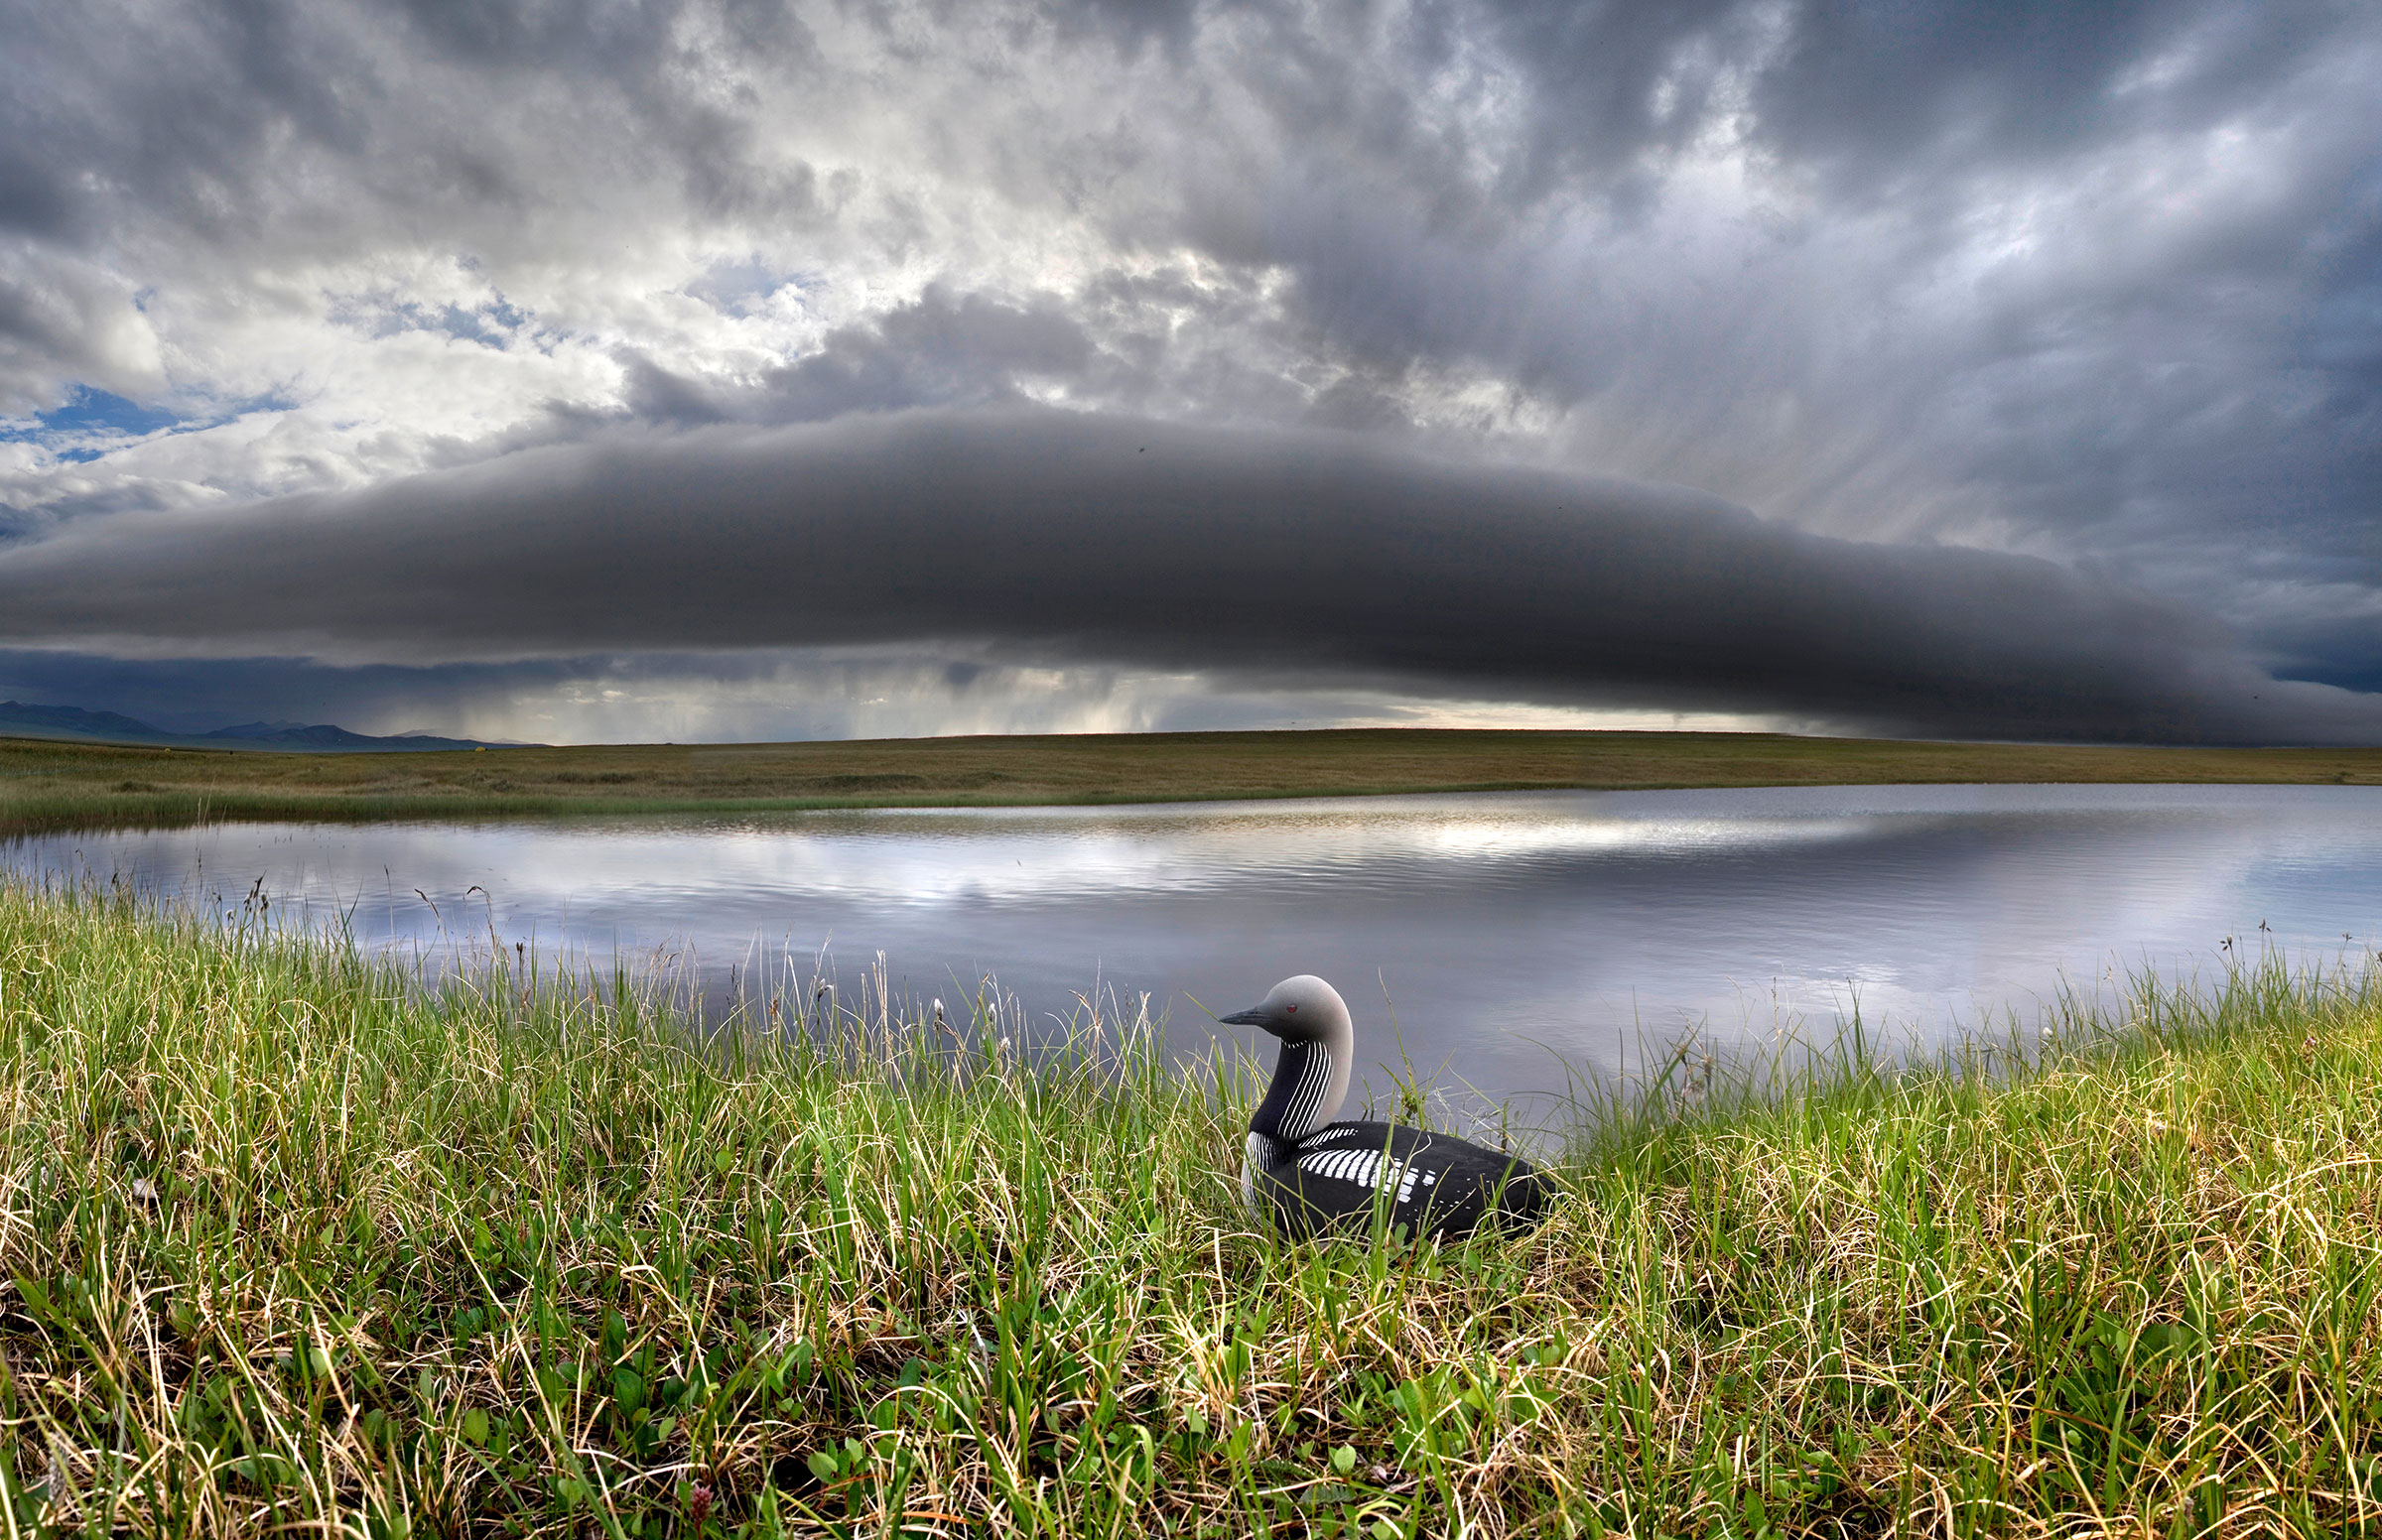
12;784;2381;1115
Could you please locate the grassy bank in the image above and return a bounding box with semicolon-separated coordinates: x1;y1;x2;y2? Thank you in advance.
4;883;2381;1536
9;727;2382;835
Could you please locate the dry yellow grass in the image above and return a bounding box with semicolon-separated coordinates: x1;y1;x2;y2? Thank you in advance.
3;879;2380;1535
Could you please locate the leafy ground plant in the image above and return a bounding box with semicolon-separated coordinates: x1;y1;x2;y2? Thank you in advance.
1;877;2379;1536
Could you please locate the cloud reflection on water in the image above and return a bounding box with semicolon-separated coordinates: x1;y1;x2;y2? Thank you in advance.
12;785;2381;1119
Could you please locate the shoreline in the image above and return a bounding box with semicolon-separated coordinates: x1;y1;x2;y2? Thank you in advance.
8;725;2382;836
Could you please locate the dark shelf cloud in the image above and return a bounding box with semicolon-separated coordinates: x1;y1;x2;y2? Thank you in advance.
2;409;2369;742
2;0;2377;740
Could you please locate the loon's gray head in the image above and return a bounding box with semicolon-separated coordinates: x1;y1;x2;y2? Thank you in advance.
1219;973;1352;1046
1223;974;1354;1145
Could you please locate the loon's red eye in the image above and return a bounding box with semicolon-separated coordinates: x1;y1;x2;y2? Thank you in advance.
1284;1004;1297;1013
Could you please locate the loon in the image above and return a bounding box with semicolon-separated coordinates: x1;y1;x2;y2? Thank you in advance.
1221;974;1551;1240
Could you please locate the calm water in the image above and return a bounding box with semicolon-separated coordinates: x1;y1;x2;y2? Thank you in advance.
12;784;2380;1119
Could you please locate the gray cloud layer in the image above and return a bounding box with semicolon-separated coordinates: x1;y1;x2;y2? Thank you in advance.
3;408;2370;742
4;0;2379;739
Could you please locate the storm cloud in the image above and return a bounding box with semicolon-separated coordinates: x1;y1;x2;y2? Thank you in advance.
2;0;2378;740
2;408;2369;742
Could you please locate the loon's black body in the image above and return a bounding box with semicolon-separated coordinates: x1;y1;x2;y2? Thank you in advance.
1252;1118;1548;1240
1224;975;1550;1240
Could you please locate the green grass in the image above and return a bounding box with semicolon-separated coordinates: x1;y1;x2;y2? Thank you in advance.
9;726;2382;835
4;878;2382;1536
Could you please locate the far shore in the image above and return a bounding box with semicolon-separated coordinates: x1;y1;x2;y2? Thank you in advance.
6;725;2382;835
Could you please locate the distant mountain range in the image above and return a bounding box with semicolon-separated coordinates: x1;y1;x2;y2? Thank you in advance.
0;701;501;752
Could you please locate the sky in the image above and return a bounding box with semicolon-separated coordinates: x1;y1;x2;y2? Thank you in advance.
1;0;2378;745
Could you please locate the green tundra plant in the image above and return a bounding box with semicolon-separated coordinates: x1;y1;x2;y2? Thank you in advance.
1;876;2378;1536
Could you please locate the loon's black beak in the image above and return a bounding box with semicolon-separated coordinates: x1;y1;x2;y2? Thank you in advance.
1218;1005;1269;1028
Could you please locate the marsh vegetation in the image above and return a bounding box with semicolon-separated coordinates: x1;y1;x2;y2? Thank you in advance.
4;879;2380;1535
8;726;2382;836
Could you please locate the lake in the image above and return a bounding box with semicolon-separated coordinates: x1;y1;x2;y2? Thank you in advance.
11;783;2380;1126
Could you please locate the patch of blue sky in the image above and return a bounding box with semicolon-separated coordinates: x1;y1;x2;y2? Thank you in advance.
335;293;533;348
0;386;295;463
6;387;182;439
687;256;808;317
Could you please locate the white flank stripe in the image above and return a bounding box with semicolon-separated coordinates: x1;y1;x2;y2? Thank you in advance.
1292;1133;1447;1209
1292;1048;1331;1139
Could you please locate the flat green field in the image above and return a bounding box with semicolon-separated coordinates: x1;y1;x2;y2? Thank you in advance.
7;727;2382;834
5;878;2381;1535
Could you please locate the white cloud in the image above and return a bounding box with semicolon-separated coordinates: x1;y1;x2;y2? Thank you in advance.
2;0;2377;736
